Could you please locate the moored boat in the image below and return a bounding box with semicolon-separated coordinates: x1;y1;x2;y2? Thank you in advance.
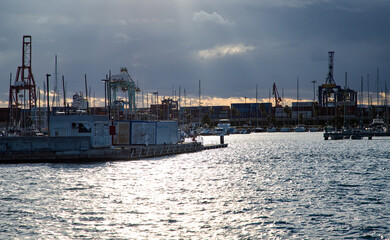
294;125;306;132
267;127;278;132
280;127;293;132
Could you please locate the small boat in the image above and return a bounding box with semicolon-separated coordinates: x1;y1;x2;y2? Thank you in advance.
324;125;335;133
294;125;306;132
238;129;250;134
350;129;364;140
280;127;293;132
330;133;343;140
267;127;278;132
214;127;226;135
199;128;214;136
369;117;387;133
217;119;236;134
253;127;265;133
309;127;318;132
351;134;363;140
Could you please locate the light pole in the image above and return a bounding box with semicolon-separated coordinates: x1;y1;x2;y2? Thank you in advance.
102;78;108;115
153;91;158;120
311;80;317;124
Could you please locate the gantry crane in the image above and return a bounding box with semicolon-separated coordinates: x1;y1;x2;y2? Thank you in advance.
110;67;137;112
9;35;37;128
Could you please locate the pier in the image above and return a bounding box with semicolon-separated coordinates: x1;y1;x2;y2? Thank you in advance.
0;136;227;163
324;131;390;140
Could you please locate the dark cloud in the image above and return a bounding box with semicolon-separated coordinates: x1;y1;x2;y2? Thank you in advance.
1;0;390;106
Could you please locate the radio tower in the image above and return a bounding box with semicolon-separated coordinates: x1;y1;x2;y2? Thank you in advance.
9;35;37;128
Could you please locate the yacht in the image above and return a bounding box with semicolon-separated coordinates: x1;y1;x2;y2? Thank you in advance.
369;117;387;133
216;119;236;134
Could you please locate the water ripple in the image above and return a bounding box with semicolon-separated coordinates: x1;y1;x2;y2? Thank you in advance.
0;133;389;239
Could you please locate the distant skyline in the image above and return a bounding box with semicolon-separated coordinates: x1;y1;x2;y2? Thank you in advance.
1;0;390;107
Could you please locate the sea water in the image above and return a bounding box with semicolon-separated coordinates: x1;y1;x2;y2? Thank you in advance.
0;132;389;239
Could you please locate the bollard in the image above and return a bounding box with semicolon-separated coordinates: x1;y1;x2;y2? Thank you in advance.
220;134;224;144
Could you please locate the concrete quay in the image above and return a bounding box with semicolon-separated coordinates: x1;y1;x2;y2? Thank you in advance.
324;131;390;140
0;137;228;163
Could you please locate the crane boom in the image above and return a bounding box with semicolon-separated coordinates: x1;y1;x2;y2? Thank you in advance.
272;83;282;107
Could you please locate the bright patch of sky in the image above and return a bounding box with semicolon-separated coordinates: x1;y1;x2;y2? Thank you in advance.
1;0;390;107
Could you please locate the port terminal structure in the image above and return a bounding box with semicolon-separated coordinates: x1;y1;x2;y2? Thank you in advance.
1;35;227;163
109;67;138;115
8;35;37;130
318;51;357;111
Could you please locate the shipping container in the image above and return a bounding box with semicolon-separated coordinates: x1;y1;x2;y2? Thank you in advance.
156;121;179;145
113;121;130;145
50;115;111;148
130;121;157;145
292;102;314;107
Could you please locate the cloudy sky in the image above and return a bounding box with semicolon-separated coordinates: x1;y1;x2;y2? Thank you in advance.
1;0;390;107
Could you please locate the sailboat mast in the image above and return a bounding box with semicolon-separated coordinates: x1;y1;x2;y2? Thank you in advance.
377;68;379;106
52;55;58;108
297;77;299;125
85;74;89;114
199;80;201;127
344;72;347;126
62;75;66;108
256;84;258;128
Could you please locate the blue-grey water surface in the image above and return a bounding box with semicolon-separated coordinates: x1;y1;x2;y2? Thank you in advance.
1;132;389;239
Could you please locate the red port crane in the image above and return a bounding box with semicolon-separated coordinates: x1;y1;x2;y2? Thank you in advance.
9;35;37;128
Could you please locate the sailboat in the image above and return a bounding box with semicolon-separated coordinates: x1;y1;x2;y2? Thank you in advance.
294;77;306;132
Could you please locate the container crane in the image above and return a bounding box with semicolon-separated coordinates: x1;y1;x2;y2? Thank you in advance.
9;35;37;129
272;83;282;107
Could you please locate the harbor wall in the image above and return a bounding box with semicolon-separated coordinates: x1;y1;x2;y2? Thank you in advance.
0;140;227;163
0;136;90;153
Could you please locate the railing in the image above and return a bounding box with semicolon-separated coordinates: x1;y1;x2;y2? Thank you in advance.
124;142;202;159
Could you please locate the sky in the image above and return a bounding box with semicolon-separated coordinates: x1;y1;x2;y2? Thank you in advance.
1;0;390;107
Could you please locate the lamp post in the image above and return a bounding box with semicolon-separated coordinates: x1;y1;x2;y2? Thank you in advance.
153;91;158;120
312;80;317;124
102;78;108;114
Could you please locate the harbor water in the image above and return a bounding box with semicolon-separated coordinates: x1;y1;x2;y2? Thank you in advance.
1;132;389;239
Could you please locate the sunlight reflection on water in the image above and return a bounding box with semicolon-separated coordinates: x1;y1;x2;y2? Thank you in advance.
0;132;389;239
